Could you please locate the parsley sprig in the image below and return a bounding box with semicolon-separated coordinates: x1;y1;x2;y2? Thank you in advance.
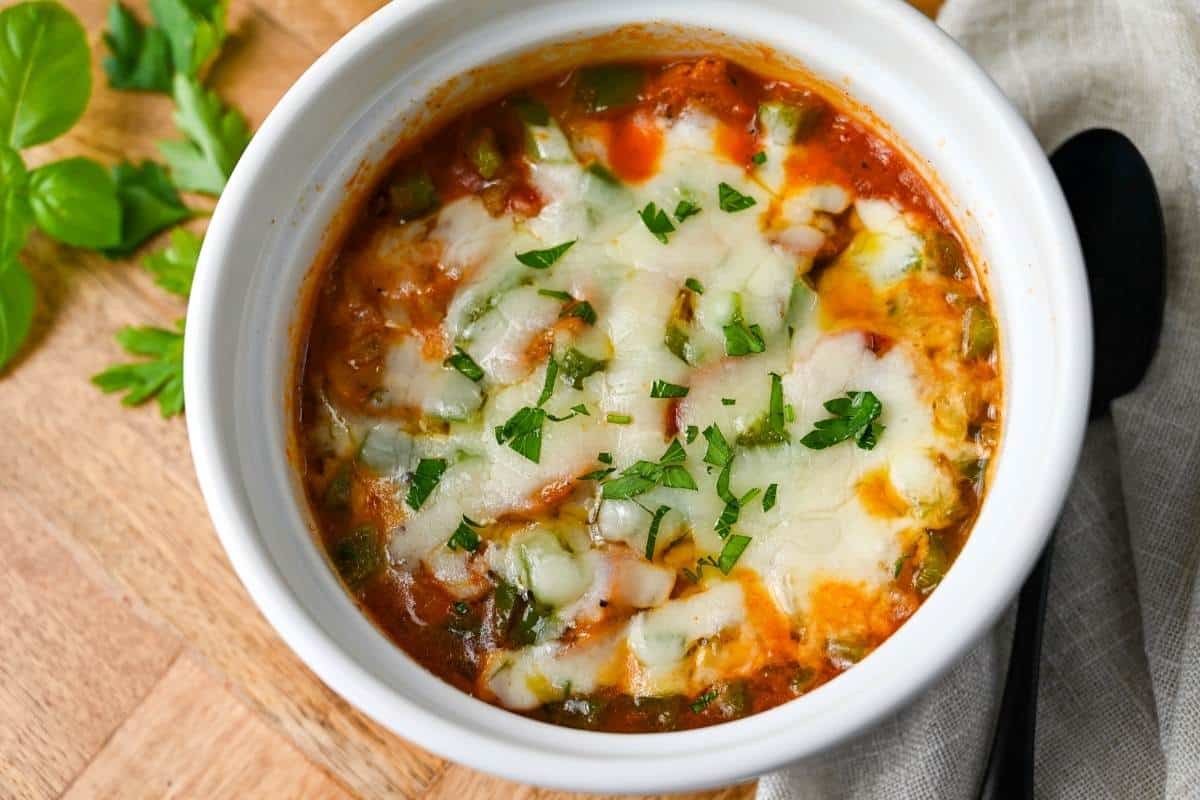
600;439;698;500
800;391;886;450
495;355;587;462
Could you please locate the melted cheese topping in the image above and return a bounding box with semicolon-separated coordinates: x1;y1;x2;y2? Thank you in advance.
299;62;1000;727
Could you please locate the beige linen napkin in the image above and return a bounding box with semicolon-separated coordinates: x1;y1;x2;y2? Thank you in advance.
759;0;1200;797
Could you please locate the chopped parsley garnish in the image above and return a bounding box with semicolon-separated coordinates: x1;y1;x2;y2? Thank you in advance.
718;182;757;212
737;373;790;447
598;451;613;464
675;200;702;222
560;347;607;389
721;397;736;406
405;458;448;510
600;440;698;499
443;346;484;381
516;239;575;268
645;505;670;560
563;299;597;325
639;201;675;243
447;516;482;552
606;413;632;425
684;277;704;294
723;311;766;356
751;150;767;166
537;288;573;301
800;391;885;451
586;161;620;184
690;688;719;712
537;354;559;406
578;466;616;481
453;600;470;615
650;379;689;398
763;483;778;512
495;406;548;462
686;425;699;444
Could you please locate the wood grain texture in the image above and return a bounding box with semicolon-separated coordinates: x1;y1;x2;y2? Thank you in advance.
1;0;937;797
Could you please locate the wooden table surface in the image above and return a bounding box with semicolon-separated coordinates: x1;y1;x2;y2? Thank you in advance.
1;1;939;797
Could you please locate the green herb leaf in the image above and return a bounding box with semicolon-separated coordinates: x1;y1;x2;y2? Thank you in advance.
102;2;173;92
563;299;596;325
751;151;766;166
444;346;485;382
721;397;735;406
559;347;606;389
737;372;791;447
447;516;481;552
586;161;620;185
649;379;689;399
800;391;885;451
578;466;616;481
601;469;657;500
537;354;558;407
106;161;192;257
158;73;250;196
701;424;733;468
142;227;201;297
29;158;122;249
763;483;778;512
606;413;632;425
0;2;91;149
690;688;719;713
675;201;701;223
645;505;670;560
0;259;34;372
659;439;687;465
722;312;766;357
598;451;613;464
496;405;546;462
149;0;227;78
717;534;752;573
718;182;756;212
516;239;575;268
537;288;573;301
405;457;448;510
684;276;704;293
92;319;185;416
639;202;675;244
685;425;699;444
0;147;33;264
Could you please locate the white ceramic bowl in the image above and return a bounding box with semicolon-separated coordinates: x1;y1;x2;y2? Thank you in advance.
185;0;1091;792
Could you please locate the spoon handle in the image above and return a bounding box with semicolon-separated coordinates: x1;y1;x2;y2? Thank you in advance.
977;534;1055;800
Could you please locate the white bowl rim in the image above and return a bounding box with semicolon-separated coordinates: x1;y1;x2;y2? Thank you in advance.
184;0;1091;792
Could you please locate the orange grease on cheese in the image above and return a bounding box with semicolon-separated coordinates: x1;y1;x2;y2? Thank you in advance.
606;111;663;182
857;468;910;518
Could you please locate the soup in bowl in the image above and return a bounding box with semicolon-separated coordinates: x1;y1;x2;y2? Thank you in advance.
185;0;1089;791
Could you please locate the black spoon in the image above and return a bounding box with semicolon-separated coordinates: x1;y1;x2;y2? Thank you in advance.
978;129;1166;799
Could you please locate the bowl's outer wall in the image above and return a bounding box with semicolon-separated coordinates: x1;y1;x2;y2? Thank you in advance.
184;0;1091;792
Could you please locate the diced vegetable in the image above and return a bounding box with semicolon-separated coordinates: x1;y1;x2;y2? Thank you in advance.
924;229;968;279
332;525;382;588
664;323;694;366
575;64;645;112
322;462;352;510
545;695;604;729
467;128;503;180
757;99;824;144
388;171;437;221
630;695;682;730
715;680;749;718
516;104;576;162
785;279;817;331
826;636;868;668
357;425;415;476
510;595;554;646
963;303;997;359
914;531;949;595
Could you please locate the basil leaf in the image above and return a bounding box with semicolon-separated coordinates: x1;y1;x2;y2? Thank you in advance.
559;347;606;389
717;182;757;212
106;160;191;257
0;259;34;372
159;74;250;195
723;312;766;356
649;379;688;398
763;483;778;512
0;2;90;149
639;202;675;243
645;505;670;560
149;0;227;78
800;391;884;450
142;227;201;297
717;534;752;573
0;147;32;263
675;201;701;223
496;405;546;462
447;516;481;552
404;457;447;510
444;346;484;382
684;276;704;293
516;239;574;268
92;319;186;416
701;424;732;468
102;2;173;92
29;158;122;248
